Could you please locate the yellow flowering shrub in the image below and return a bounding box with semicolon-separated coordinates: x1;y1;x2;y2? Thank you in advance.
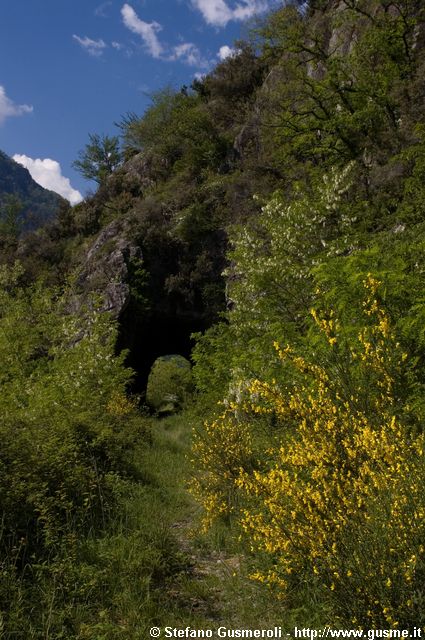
191;407;254;532
106;390;138;416
192;275;425;626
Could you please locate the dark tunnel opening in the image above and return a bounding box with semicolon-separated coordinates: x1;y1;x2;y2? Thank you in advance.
116;306;206;396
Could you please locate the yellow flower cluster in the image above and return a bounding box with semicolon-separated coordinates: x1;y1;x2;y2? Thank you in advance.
191;409;253;532
192;276;425;626
311;308;339;347
106;390;137;416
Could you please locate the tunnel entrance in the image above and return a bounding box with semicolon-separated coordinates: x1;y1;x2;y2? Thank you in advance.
116;305;206;396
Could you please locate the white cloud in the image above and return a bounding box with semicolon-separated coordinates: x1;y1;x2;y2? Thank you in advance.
120;3;217;68
121;4;163;58
72;35;107;57
191;0;232;26
95;1;112;17
218;44;235;60
0;86;33;126
191;0;269;27
233;0;269;21
171;42;208;67
13;155;83;205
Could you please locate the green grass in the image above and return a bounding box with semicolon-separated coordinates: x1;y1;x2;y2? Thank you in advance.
1;409;322;639
1;412;214;638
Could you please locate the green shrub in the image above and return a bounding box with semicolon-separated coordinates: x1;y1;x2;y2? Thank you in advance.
0;264;141;565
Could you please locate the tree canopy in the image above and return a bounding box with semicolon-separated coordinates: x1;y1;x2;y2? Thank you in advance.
73;133;122;184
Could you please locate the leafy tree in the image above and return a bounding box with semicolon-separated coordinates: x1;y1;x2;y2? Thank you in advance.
192;220;425;624
214;163;356;384
146;355;193;413
258;0;419;178
118;87;180;157
118;88;228;180
199;42;268;130
73;133;122;184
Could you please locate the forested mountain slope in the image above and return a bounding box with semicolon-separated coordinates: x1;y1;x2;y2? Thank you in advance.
0;150;64;230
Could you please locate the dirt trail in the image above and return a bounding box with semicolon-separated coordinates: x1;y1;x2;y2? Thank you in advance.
151;414;243;622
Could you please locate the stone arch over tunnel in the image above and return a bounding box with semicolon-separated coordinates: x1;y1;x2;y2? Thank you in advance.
116;305;206;396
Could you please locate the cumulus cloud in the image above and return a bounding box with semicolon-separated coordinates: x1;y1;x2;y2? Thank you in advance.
120;3;216;68
191;0;232;26
121;4;164;58
232;0;270;21
171;42;208;67
13;155;83;205
191;0;269;27
0;86;33;126
218;45;235;60
73;35;107;57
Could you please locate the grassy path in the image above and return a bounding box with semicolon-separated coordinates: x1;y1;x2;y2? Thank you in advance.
132;412;233;628
119;412;286;635
3;411;289;639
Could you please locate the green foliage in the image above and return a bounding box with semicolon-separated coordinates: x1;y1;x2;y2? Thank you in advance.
192;248;425;624
119;88;229;180
209;163;356;389
0;150;63;230
0;408;219;639
127;255;151;314
146;355;193;413
190;3;425;623
198;42;268;130
73;133;122;184
119;87;181;156
0;193;23;238
258;0;420;182
191;322;233;404
0;264;140;566
397;124;425;224
4;0;425;630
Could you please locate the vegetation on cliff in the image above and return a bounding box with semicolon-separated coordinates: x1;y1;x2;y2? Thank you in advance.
191;0;425;628
2;0;425;635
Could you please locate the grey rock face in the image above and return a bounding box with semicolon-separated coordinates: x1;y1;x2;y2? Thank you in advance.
121;153;155;191
72;217;142;318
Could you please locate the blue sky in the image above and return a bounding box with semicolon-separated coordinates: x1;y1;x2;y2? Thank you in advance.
0;0;279;203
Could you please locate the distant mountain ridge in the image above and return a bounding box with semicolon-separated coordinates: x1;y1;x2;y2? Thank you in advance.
0;150;64;229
